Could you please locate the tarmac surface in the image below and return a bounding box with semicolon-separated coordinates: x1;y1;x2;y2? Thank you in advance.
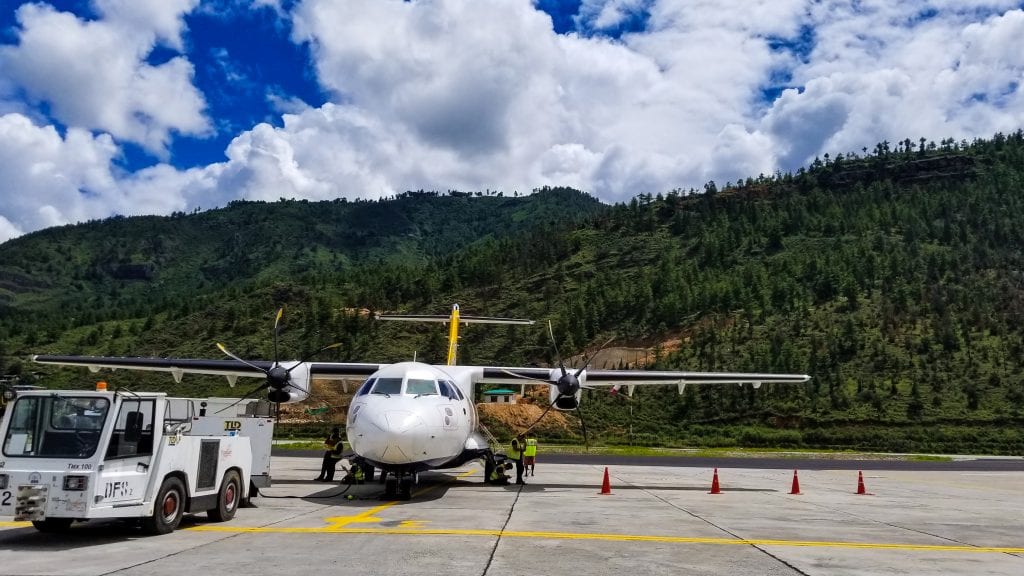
2;455;1023;575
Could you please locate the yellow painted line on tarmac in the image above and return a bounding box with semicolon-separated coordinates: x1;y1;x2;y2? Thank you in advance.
235;468;479;531
185;524;1024;554
0;521;31;528
188;466;1024;554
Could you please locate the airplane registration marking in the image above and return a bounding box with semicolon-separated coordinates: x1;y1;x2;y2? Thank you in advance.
185;524;1024;554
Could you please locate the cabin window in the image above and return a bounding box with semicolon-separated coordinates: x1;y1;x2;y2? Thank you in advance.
407;379;438;396
371;378;403;395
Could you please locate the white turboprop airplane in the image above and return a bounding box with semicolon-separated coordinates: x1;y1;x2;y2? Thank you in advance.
33;304;810;499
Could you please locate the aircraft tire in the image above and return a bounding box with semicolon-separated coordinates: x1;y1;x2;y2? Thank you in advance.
398;477;412;501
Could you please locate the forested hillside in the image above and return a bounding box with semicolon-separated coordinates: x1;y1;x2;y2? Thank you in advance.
3;133;1024;454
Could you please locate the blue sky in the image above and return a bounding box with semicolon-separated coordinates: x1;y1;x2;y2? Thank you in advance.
2;0;1024;242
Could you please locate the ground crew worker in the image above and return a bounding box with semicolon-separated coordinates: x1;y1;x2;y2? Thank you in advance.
488;462;511;485
316;427;344;482
344;463;366;484
524;434;538;476
510;433;526;485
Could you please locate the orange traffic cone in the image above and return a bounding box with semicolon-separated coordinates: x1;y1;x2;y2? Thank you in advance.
599;467;612;495
856;470;869;495
789;469;802;495
709;468;722;494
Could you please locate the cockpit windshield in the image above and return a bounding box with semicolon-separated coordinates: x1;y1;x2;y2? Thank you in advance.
2;395;110;458
371;378;403;395
407;379;438;396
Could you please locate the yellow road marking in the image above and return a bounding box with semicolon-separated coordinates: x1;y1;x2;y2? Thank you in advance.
185;524;1024;554
397;520;429;528
286;468;478;530
0;521;31;528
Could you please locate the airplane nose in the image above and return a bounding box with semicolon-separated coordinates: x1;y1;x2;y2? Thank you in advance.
359;410;427;464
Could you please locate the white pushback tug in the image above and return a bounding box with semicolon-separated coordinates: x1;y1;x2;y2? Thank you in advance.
0;381;274;534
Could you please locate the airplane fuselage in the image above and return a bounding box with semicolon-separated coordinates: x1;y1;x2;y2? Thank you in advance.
346;362;488;474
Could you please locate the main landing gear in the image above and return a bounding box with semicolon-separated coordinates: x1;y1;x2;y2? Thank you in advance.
381;471;418;500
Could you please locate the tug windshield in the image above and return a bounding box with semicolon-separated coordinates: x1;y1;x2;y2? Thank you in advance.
2;395;110;458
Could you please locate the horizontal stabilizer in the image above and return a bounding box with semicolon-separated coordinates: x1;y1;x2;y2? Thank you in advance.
377;314;534;325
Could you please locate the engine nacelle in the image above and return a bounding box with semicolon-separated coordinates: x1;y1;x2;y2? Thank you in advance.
549;386;581;410
271;361;310;403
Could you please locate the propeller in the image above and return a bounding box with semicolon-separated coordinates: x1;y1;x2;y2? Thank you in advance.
215;308;342;413
501;321;615;450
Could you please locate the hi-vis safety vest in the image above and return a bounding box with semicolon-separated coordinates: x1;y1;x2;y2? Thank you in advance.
353;466;365;481
524;438;537;457
327;438;343;457
509;439;523;459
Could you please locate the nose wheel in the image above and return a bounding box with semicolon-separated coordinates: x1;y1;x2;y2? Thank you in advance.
382;472;414;500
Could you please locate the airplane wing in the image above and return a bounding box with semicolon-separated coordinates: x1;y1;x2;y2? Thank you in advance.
32;355;382;387
473;366;809;394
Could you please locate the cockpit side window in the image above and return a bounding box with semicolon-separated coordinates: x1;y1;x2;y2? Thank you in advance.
371;378;403;395
407;379;438;396
438;380;456;399
449;382;465;400
356;378;375;396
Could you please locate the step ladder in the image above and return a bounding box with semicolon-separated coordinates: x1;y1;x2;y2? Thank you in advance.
479;423;503;454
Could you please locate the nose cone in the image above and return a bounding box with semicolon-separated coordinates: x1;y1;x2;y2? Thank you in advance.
357;410;428;464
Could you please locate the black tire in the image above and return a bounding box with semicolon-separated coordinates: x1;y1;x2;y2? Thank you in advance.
384;476;397;499
208;470;241;522
142;477;185;535
363;465;375;482
484;458;495;484
398;477;412;501
32;518;73;533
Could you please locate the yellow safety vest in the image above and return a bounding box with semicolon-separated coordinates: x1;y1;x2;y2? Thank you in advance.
509;439;522;459
327;438;343;457
524;438;537;457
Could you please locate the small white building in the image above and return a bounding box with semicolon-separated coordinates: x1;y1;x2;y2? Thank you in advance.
482;389;517;404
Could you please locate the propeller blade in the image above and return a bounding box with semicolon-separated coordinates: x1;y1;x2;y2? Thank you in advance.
288;342;343;371
574;336;616;379
577;402;589;452
216;342;269;374
216;382;270;414
547;320;567;377
272;307;284;363
523;395;560;435
498;368;552;386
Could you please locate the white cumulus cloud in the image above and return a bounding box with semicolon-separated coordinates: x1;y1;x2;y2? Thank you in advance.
3;0;1024;243
0;1;208;155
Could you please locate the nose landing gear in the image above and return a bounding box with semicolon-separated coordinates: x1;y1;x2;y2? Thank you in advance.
381;471;416;500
